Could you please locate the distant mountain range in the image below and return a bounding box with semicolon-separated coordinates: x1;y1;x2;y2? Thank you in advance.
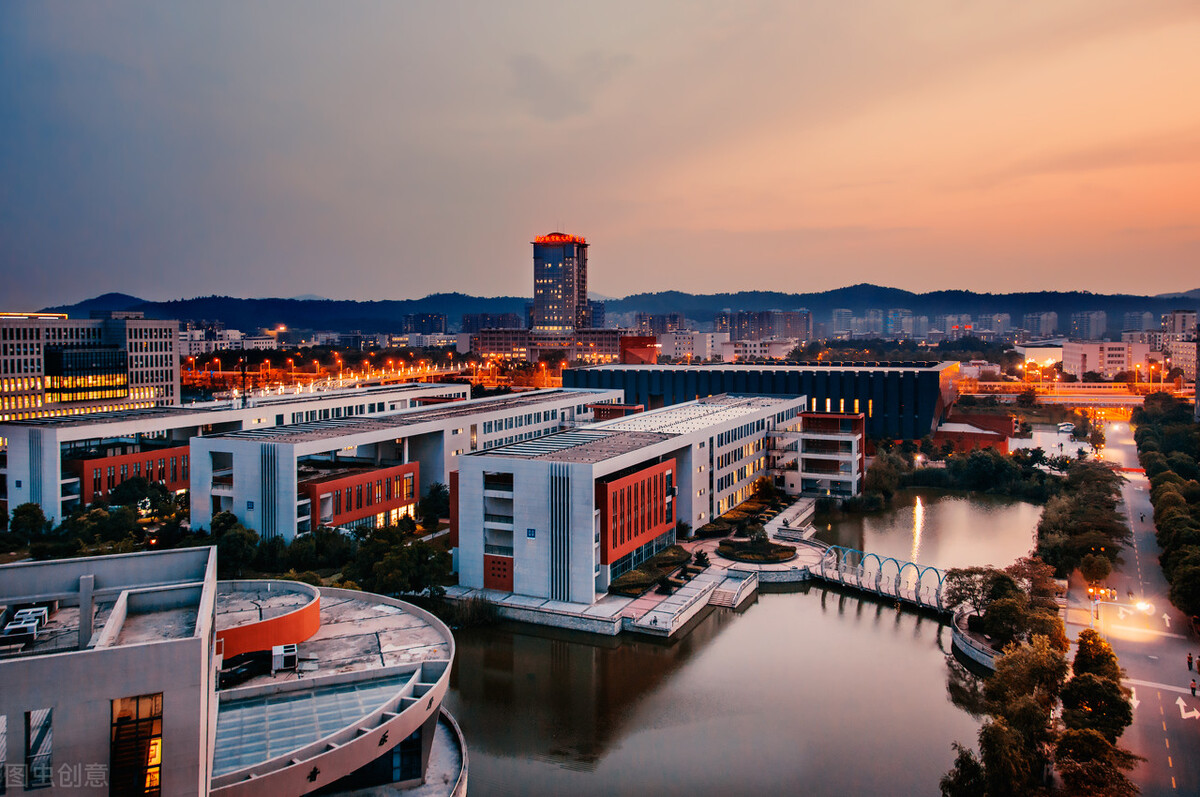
42;285;1200;334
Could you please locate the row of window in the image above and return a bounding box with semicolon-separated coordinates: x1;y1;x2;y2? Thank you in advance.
92;456;187;494
482;408;560;435
717;419;767;448
609;469;674;549
328;473;415;517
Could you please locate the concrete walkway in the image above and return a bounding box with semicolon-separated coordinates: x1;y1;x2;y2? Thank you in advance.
679;534;824;582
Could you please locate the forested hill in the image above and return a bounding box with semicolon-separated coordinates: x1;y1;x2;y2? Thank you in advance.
44;285;1199;333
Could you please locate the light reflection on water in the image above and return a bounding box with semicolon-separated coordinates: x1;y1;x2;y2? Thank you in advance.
446;490;1040;797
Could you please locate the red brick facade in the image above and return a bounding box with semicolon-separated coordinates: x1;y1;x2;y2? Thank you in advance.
597;458;676;565
299;462;419;528
68;445;191;505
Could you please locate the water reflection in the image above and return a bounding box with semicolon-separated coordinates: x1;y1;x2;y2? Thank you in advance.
912;495;925;563
815;488;1040;569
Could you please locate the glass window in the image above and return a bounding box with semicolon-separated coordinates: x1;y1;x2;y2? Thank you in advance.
110;693;162;796
25;708;52;789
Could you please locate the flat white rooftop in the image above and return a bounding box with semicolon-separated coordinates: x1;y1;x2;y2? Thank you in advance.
2;383;456;430
209;389;615;444
595;395;795;435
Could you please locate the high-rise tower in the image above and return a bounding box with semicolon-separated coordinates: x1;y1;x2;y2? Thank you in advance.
532;232;589;334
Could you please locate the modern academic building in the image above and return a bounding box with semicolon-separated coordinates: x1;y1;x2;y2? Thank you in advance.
563;361;961;439
0;311;181;424
189;388;623;542
0;548;463;796
0;383;466;525
454;395;812;604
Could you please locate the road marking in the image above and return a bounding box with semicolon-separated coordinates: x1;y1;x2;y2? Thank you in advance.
1109;625;1188;639
1129;679;1196;697
1130;687;1141;709
1163;613;1172;628
1163;720;1167;730
1166;738;1170;748
1175;696;1200;720
1169;755;1173;766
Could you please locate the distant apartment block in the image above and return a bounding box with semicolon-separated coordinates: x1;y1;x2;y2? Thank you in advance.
714;310;811;341
1061;341;1161;379
1023;312;1059;338
460;313;523;333
636;313;685;336
657;331;729;361
1069;311;1108;340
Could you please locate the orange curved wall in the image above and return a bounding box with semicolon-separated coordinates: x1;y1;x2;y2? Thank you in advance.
217;594;322;658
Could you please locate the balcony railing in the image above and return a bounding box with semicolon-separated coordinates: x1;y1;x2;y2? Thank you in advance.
484;544;514;557
484;513;514;524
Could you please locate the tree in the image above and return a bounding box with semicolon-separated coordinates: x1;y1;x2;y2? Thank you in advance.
944;567;1014;617
1061;673;1133;742
978;717;1033;797
1079;553;1112;584
9;502;48;539
1168;563;1200;617
210;511;239;538
1055;728;1142;797
216;525;260;578
864;451;904;500
985;635;1069;715
419;482;451;520
371;539;451;598
939;743;985;797
1016;388;1037;407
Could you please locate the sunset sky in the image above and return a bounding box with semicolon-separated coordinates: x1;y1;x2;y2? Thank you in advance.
2;1;1199;308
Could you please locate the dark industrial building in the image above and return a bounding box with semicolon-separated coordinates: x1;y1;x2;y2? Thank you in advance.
564;362;961;439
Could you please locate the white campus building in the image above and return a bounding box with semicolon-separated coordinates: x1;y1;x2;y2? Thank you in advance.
1;383;466;526
454;395;809;604
189;389;623;542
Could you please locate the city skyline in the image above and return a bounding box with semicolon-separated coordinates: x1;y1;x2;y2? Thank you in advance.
3;2;1200;309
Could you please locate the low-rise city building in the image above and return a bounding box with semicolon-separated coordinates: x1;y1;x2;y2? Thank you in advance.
1;383;466;525
189;389;623;541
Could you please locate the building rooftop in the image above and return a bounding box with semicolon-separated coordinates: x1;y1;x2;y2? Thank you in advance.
212;586;453;780
573;361;958;373
477;429;674;463
596;395;793;435
215;586;315;631
1;383;457;430
210;389;615;444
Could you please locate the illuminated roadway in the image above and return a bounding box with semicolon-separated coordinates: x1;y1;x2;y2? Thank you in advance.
1066;421;1200;795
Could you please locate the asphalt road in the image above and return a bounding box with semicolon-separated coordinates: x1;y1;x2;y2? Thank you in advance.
1065;421;1200;794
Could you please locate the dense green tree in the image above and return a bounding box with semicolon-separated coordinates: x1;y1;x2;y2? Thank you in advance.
370;539;451;598
1054;728;1142;797
939;743;985;797
985;635;1068;715
977;717;1033;797
1079;553;1112;584
210;511;239;538
216;525;259;578
1072;629;1122;681
9;502;48;538
419;482;451;520
1061;674;1133;742
1168;564;1200;617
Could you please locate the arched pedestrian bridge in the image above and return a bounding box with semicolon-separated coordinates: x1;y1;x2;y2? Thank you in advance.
810;546;948;613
